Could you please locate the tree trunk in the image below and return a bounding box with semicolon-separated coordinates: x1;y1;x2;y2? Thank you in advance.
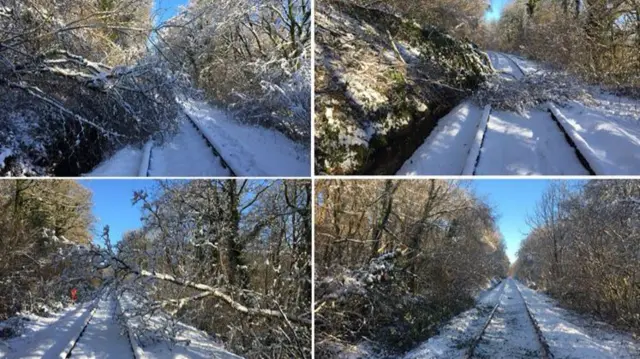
224;180;247;288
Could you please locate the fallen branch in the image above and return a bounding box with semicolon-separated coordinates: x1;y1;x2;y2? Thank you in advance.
137;269;311;325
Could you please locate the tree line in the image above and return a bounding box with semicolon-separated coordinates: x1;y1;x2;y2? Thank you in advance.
158;0;311;142
314;179;509;357
514;180;640;334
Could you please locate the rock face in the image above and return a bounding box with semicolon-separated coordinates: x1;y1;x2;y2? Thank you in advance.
314;0;491;174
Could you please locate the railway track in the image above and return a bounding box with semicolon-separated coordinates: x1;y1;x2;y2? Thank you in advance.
61;300;99;358
183;112;237;176
500;53;526;78
465;279;553;359
497;53;596;175
136;111;237;177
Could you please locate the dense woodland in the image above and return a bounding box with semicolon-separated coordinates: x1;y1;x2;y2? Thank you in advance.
314;180;509;357
0;179;312;358
349;0;639;90
0;0;310;175
513;180;640;335
0;180;94;321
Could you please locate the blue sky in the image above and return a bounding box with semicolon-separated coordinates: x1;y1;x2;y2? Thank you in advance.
76;179;155;247
152;0;189;25
485;0;511;21
468;179;551;263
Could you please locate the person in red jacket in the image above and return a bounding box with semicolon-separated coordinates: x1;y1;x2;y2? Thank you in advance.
70;288;78;303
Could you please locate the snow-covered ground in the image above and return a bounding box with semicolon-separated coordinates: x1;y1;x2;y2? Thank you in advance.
119;293;242;359
399;51;640;175
550;95;640;175
402;278;640;359
182;99;309;176
516;282;640;359
83;147;145;177
87;99;310;177
0;300;97;358
146;120;230;177
403;280;506;359
486;52;524;80
0;294;242;359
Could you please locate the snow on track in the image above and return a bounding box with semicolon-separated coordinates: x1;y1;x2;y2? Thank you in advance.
87;99;309;177
87;120;232;177
399;52;594;175
474;108;589;175
68;297;133;359
477;280;506;308
146;119;231;177
404;278;640;359
471;279;542;359
397;102;484;175
87;147;144;177
505;55;544;76
0;295;244;359
0;301;95;359
486;51;524;79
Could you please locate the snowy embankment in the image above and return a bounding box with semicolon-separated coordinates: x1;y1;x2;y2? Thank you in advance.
118;293;242;359
399;51;640;175
516;282;640;359
87;99;309;177
0;294;242;359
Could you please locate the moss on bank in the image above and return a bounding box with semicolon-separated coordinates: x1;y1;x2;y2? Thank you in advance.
314;0;491;174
